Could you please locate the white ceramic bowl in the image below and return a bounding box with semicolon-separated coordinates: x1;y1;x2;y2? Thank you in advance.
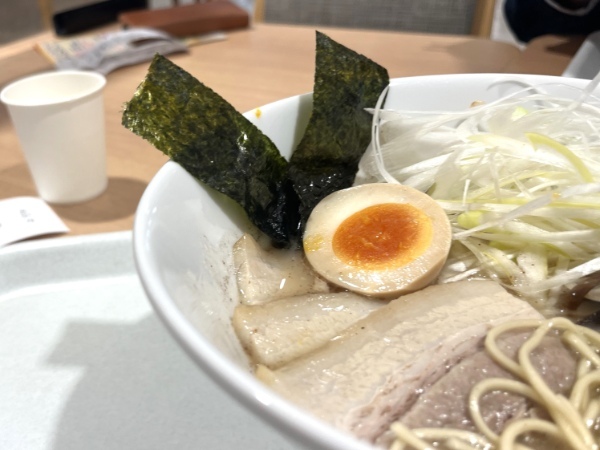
132;73;591;450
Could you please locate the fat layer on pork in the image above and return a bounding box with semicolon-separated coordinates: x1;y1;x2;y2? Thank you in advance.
233;291;386;369
257;280;544;443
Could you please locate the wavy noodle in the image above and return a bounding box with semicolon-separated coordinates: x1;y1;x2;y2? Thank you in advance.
389;318;600;450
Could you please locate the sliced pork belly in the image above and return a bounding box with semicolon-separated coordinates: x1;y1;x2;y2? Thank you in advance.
257;280;543;443
233;292;385;369
375;330;576;448
233;233;329;305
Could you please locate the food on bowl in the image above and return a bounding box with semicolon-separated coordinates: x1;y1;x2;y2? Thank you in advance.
232;233;330;305
122;53;294;246
358;83;600;313
125;32;600;450
122;32;389;247
230;231;598;448
255;280;543;439
233;290;385;369
388;317;599;450
303;183;452;297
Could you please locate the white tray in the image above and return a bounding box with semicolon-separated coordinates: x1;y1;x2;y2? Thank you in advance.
0;232;297;450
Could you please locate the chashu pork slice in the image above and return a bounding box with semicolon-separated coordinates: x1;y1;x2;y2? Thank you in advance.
257;280;543;443
375;329;576;448
233;233;330;305
234;292;386;369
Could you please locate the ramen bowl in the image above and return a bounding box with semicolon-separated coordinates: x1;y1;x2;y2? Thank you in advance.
132;73;590;449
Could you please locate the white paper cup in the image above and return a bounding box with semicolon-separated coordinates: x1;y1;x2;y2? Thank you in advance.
1;70;107;204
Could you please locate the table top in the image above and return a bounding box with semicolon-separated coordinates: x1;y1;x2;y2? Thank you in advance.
0;23;579;238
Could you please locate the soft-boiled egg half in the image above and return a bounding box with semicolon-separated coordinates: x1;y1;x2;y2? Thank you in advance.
303;183;452;298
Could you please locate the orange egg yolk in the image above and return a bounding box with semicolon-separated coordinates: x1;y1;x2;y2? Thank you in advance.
332;203;433;270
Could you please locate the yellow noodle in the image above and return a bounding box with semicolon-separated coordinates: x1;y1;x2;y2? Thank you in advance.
444;437;488;450
516;319;594;448
570;371;600;412
563;331;600;368
392;424;493;450
483;319;542;378
584;398;600;428
498;418;565;450
389;423;434;450
411;429;491;447
577;358;594;379
469;378;541;444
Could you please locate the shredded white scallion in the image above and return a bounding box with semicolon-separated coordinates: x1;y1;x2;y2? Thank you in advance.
357;75;600;308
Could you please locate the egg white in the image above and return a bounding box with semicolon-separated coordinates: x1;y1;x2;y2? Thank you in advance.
303;183;452;298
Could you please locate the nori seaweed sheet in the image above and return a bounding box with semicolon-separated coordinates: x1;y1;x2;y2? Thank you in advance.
122;32;389;247
122;54;299;246
289;31;389;234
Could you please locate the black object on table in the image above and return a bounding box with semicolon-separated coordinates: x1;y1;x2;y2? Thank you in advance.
53;0;148;35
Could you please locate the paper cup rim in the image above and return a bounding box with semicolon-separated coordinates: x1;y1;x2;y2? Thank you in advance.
0;70;106;107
